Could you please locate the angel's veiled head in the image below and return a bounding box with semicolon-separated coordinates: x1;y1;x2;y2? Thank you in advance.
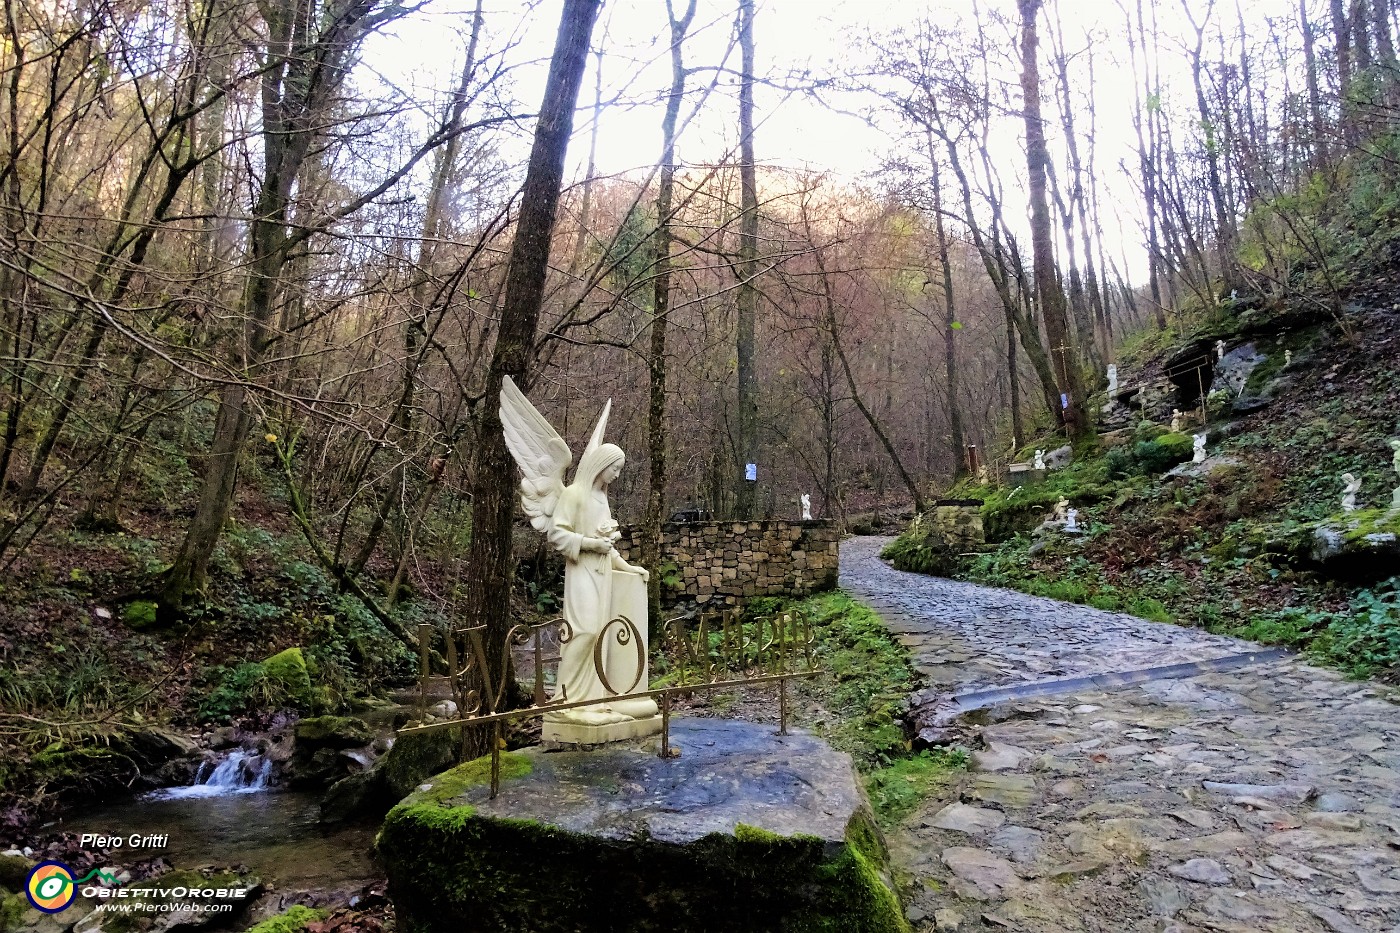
574;442;625;491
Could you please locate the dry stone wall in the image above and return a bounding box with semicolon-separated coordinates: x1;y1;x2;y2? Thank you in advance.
614;520;839;607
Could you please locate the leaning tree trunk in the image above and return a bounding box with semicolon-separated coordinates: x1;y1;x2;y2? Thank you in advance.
458;0;601;754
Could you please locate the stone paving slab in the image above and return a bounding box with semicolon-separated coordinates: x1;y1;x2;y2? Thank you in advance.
841;537;1400;933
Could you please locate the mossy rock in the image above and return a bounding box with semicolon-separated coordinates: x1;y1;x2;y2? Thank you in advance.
0;854;32;891
1;892;25;933
379;722;471;800
1133;421;1169;442
261;647;313;705
1135;432;1194;473
120;600;158;630
295;715;372;749
377;720;909;933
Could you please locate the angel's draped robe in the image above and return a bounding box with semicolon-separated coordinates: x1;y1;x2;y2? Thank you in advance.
547;484;658;724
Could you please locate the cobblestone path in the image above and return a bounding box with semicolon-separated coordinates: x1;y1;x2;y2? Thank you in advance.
843;537;1400;933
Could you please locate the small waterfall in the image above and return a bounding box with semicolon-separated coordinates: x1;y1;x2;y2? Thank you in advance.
148;749;272;800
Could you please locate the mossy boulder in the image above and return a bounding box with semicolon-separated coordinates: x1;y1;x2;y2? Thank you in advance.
261;647;313;706
377;719;909;933
0;854;33;891
1311;510;1400;581
1134;432;1195;473
1;892;26;933
379;722;470;800
295;716;372;749
120;600;159;630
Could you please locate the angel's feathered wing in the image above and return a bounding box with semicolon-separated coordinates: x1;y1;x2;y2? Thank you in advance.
499;376;572;532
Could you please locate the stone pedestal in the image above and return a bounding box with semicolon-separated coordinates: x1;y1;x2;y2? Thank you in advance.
541;713;661;745
541;571;661;746
377;719;909;933
1007;463;1047;487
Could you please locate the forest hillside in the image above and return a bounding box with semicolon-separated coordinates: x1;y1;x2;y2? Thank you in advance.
1;0;1398;876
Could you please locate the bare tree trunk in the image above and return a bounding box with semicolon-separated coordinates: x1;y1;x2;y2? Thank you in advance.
927;146;964;482
1018;0;1091;444
1302;0;1329;166
1184;0;1239;296
642;0;696;630
459;0;601;742
1334;0;1357;144
733;0;759;518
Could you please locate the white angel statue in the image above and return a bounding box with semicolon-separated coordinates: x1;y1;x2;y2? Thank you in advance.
499;377;660;743
1342;473;1362;514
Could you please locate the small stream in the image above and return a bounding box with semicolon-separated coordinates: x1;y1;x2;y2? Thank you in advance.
61;750;381;891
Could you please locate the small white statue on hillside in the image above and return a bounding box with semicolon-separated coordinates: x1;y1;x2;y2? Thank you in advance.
1171;408;1183;432
1106;364;1118;395
977;464;989;486
1034;449;1046;471
1216;340;1227;362
1052;497;1069;523
1192;432;1208;464
1390;439;1400;513
1342;473;1362;513
1284;349;1293;367
801;493;813;521
1065;508;1080;532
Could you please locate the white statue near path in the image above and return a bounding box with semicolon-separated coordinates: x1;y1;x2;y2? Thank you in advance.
500;376;660;744
1390;440;1400;513
801;493;813;521
1192;432;1208;464
1106;364;1118;395
1342;473;1362;514
1034;449;1046;471
1216;340;1227;362
1065;508;1080;532
1171;409;1182;433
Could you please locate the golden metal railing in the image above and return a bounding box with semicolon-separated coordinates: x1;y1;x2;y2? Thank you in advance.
401;607;818;796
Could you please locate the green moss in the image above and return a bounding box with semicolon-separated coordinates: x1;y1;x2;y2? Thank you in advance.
863;749;968;828
245;906;327;933
1;892;25;933
0;854;33;891
379;723;477;800
1339;509;1400;542
790;592;916;767
814;843;910;933
294;715;372;747
880;533;963;576
1135;432;1194;472
120;600;158;629
384;751;531;832
262;647;312;703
